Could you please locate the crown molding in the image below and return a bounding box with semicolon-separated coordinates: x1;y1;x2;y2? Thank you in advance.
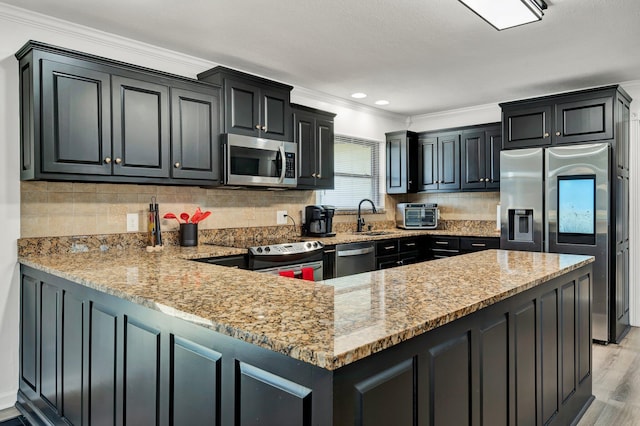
0;2;217;75
409;102;500;122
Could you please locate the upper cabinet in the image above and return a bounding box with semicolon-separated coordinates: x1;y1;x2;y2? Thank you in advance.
292;104;336;189
17;41;222;185
197;67;292;142
385;123;499;194
385;131;418;194
461;125;501;190
501;86;627;149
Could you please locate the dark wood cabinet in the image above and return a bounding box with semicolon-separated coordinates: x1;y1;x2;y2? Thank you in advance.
428;235;499;259
40;59;112;176
385;131;418;194
461;125;501;190
418;132;460;191
170;86;221;181
17;41;223;186
375;237;426;269
292;104;336;189
19;259;593;426
111;75;170;178
501;86;621;149
198;66;293;142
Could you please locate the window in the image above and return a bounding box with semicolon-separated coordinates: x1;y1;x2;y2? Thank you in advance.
317;135;384;209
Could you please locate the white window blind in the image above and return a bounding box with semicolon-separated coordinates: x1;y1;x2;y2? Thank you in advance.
317;135;384;209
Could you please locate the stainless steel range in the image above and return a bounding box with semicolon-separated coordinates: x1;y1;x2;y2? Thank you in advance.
196;241;324;281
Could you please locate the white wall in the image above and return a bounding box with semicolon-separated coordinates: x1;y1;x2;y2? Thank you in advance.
0;3;406;409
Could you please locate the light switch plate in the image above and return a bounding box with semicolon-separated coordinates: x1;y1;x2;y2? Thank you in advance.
276;210;288;225
126;213;139;232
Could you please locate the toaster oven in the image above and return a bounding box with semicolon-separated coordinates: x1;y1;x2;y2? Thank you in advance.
396;203;439;229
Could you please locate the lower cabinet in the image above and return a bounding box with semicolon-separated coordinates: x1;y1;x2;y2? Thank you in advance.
375;237;427;269
20;261;592;426
429;235;499;259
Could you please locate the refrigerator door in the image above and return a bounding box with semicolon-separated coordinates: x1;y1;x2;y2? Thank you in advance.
500;148;544;252
546;143;610;341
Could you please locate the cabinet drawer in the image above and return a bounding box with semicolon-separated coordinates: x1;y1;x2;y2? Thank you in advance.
429;236;459;250
460;237;499;251
376;255;399;270
399;238;421;253
376;240;399;256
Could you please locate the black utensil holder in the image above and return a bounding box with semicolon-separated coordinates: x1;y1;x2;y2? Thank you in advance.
179;223;198;247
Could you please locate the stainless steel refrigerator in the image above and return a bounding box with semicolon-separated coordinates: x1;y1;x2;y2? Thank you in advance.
500;143;625;343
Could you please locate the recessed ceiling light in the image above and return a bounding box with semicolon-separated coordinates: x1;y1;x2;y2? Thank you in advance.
351;92;367;99
375;100;390;106
459;0;547;31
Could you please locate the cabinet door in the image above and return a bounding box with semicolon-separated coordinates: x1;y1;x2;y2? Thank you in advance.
294;109;316;187
224;79;260;137
170;87;221;181
437;133;460;190
314;117;335;189
554;95;613;144
112;76;170;177
41;59;112;175
386;134;409;194
418;136;437;191
461;131;486;190
485;127;501;189
261;87;291;141
503;104;552;148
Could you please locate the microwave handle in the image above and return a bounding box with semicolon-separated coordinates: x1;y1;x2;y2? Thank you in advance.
279;145;286;183
221;142;228;184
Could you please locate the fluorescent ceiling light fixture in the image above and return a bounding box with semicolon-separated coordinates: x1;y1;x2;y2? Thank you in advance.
375;100;389;106
351;92;367;99
459;0;547;31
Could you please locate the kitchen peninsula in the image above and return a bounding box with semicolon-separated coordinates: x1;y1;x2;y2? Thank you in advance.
18;244;593;425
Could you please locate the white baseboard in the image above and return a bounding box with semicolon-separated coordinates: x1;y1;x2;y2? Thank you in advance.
0;389;17;411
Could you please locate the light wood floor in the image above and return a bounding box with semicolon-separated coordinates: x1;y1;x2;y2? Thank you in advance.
579;326;640;425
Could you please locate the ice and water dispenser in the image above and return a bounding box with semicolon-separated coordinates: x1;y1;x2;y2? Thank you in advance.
507;209;534;243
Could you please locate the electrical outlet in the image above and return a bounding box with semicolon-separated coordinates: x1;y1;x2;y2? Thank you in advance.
276;210;288;225
126;213;139;232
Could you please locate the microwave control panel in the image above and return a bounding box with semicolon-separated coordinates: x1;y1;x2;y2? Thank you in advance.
285;152;296;178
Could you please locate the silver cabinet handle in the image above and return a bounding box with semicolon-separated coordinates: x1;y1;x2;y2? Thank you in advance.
556;131;561;136
435;241;449;245
338;247;375;257
104;157;112;164
255;124;261;129
174;162;180;168
324;249;336;254
384;245;395;250
262;125;267;131
317;174;321;178
404;242;416;247
115;158;122;164
471;243;486;247
544;132;550;138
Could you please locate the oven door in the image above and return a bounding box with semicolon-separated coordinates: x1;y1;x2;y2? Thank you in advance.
258;260;323;282
223;134;297;187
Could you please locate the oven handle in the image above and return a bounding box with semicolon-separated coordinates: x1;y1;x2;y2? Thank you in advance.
337;247;374;257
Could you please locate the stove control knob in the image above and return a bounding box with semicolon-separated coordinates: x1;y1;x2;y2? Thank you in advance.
256;247;263;253
306;242;312;249
312;242;318;248
264;246;271;253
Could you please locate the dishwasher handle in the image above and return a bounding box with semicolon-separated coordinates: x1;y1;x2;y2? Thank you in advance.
337;246;375;257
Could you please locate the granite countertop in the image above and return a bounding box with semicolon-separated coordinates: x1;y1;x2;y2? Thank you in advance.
302;228;500;245
18;245;592;371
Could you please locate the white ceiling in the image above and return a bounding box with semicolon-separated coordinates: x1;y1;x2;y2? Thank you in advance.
4;0;640;116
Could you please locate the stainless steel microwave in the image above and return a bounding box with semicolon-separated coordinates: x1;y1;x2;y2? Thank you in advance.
222;134;297;188
396;203;439;229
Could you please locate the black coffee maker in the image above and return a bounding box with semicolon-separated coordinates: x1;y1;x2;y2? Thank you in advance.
303;205;336;237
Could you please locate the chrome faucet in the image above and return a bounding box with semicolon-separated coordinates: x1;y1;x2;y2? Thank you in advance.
357;199;377;232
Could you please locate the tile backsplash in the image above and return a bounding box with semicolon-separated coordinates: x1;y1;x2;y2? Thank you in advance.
407;191;500;221
21;181;498;238
21;181;318;238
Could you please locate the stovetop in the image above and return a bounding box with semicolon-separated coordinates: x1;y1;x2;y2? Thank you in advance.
248;241;324;256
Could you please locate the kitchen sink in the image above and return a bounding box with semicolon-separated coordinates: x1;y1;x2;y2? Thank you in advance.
351;230;395;236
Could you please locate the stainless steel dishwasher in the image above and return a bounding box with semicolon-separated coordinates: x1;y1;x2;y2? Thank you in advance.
335;242;375;278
